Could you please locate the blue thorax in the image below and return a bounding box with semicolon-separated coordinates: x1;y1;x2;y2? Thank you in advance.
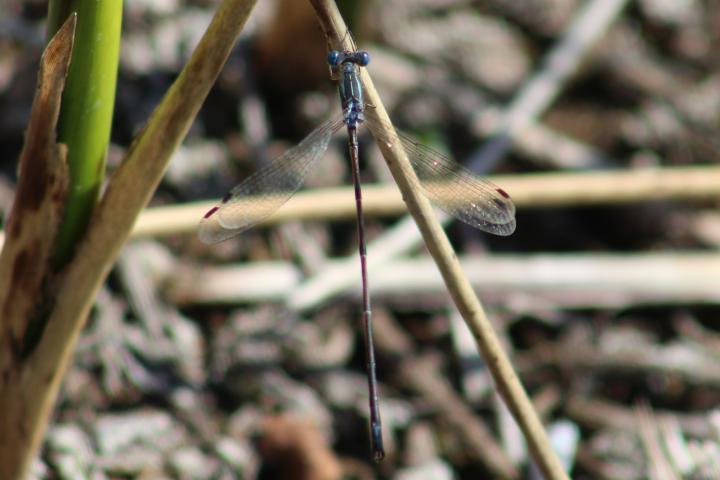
327;50;370;129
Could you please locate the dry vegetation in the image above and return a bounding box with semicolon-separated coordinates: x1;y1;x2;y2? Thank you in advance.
1;0;720;478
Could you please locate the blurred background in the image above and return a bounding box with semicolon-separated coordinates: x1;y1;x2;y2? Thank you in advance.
2;0;720;478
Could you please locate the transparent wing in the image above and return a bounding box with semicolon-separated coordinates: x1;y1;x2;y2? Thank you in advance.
365;113;516;236
199;116;346;244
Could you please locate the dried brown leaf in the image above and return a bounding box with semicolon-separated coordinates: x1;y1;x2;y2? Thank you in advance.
0;13;75;351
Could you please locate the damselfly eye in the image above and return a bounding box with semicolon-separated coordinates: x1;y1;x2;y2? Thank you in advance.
327;50;342;67
356;51;370;66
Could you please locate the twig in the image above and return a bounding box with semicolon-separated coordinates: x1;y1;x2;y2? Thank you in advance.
471;106;609;169
469;0;631;171
172;261;301;305
636;402;678;480
565;396;715;439
171;252;720;307
368;48;607;170
125;165;720;239
516;335;720;388
287;214;420;311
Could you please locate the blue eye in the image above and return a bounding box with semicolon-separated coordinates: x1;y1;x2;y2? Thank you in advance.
356;51;370;66
327;50;342;67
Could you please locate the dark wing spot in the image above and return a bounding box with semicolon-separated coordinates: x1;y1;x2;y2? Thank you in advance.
203;206;219;219
496;188;510;199
493;198;509;211
221;192;232;203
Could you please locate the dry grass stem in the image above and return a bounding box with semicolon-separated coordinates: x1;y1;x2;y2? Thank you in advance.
170;252;720;308
129;165;720;238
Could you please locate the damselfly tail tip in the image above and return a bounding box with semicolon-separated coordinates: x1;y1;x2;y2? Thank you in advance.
370;423;385;462
373;449;385;462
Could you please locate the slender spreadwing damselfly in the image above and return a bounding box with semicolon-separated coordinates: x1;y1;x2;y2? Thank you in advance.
199;50;516;461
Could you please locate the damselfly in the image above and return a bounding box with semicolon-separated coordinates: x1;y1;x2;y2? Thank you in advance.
199;50;516;461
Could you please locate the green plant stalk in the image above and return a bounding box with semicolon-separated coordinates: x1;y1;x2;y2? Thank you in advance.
47;0;122;267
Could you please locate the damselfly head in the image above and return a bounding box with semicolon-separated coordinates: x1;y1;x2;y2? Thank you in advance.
327;50;370;67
